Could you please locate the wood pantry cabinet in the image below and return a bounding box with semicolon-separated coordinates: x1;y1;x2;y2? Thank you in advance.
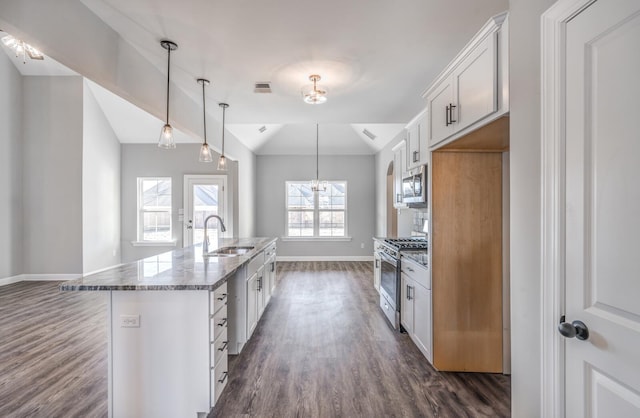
423;12;508;149
430;120;508;372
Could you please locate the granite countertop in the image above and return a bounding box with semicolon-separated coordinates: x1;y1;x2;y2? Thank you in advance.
401;249;429;268
59;237;277;292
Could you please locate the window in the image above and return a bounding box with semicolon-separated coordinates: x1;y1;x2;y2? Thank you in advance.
286;181;347;238
137;177;172;242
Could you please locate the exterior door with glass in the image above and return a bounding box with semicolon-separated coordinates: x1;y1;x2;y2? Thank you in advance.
183;175;228;247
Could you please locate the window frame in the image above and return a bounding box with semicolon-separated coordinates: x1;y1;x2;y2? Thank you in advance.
284;180;350;241
135;177;174;245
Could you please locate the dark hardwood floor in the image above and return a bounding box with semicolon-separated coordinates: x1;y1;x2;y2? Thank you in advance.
0;281;108;417
0;262;509;417
212;261;510;418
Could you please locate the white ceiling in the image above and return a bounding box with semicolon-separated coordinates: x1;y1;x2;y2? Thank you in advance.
2;0;509;155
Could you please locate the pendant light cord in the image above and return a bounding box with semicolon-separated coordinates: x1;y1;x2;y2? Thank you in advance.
221;105;226;156
316;123;319;181
201;81;207;145
166;46;171;124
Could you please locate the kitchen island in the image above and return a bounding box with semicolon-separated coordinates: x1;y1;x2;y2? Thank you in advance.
60;237;277;418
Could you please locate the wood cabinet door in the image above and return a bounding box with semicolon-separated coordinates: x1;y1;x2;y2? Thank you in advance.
453;32;497;132
400;274;414;334
412;285;432;362
426;79;454;146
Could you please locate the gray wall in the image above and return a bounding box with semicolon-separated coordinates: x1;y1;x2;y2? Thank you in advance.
256;155;375;258
0;51;23;279
509;0;556;415
82;80;121;273
22;76;84;275
120;144;238;263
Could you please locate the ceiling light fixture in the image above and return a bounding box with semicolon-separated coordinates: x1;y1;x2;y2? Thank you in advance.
217;103;229;171
310;123;327;192
302;74;327;105
1;34;44;64
197;78;213;162
158;40;178;149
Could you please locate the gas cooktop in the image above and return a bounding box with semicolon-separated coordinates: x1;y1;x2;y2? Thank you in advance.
382;237;428;250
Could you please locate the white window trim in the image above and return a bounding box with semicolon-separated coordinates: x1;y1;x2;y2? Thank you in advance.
285;180;348;239
136;177;173;244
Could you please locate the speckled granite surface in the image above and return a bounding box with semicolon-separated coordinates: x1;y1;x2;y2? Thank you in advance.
59;237;276;291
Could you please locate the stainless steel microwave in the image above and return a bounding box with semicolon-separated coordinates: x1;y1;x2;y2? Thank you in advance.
402;165;427;207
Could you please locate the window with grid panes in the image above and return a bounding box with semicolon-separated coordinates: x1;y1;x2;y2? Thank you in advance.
137;177;172;242
286;181;346;237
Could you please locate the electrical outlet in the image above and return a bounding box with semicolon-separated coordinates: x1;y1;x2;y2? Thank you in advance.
120;315;140;328
360;242;365;249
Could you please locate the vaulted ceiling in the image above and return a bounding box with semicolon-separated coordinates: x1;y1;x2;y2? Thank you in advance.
0;0;508;155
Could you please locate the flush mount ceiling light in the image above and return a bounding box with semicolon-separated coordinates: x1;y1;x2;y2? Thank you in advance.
310;124;327;192
158;40;178;149
1;34;44;64
301;74;327;105
217;103;229;171
197;78;213;163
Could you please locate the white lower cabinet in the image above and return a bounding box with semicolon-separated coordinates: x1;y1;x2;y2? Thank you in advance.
400;256;432;363
228;242;277;355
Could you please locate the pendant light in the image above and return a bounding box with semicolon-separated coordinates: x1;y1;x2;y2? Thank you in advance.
197;78;213;162
310;123;327;192
217;103;229;171
158;40;178;149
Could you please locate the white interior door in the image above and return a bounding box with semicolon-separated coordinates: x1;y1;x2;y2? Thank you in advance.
563;0;640;416
183;175;228;247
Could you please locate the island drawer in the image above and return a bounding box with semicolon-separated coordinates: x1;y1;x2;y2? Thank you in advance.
264;242;277;258
210;307;228;342
210;282;228;314
212;354;229;404
210;327;228;368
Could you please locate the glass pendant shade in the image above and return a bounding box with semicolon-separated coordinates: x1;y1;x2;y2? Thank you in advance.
302;74;327;104
158;124;176;149
199;143;213;162
217;154;227;171
158;40;177;149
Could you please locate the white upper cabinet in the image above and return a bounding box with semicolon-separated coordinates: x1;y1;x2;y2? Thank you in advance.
423;12;508;149
405;109;428;170
392;139;407;208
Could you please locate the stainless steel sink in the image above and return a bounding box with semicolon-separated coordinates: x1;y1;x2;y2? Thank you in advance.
207;246;255;257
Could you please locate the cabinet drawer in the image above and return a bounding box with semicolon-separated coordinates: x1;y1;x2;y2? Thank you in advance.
210;327;228;369
210;282;228;315
210;307;228;342
401;258;430;289
211;354;229;404
247;252;264;277
264;242;277;258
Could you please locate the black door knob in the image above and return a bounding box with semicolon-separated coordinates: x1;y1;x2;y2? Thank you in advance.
558;316;589;341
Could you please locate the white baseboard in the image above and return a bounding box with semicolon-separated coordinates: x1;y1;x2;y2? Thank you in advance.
0;274;25;286
1;273;82;286
83;263;124;276
22;273;82;282
276;256;373;262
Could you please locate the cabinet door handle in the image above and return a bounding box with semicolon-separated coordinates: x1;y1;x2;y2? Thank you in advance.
445;105;450;126
375;259;379;268
413;150;419;163
449;103;457;123
406;284;412;300
217;341;229;352
217;318;227;327
397;193;402;203
216;293;227;301
218;371;229;384
257;278;262;291
407;266;414;273
271;262;275;273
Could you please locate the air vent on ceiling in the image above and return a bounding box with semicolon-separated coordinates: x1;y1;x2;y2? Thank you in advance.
254;81;272;93
258;125;267;133
362;129;377;140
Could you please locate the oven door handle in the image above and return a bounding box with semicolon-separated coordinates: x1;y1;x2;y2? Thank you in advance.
379;251;398;267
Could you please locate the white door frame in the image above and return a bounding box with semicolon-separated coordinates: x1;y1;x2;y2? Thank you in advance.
183;174;230;247
541;1;598;416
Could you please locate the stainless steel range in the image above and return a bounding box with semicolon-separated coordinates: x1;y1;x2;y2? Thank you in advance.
377;238;428;329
